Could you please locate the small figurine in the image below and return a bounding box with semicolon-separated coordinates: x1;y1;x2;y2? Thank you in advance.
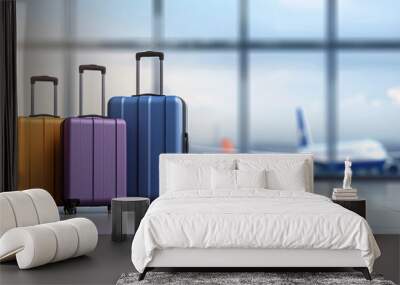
343;157;352;189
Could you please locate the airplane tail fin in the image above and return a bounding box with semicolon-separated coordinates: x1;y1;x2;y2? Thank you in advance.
220;138;235;153
296;107;313;148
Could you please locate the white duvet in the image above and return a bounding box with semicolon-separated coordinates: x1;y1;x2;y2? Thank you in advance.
131;190;380;273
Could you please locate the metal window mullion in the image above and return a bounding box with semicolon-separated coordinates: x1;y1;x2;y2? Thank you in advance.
63;0;76;117
21;40;400;50
326;0;337;166
152;0;163;94
239;0;249;153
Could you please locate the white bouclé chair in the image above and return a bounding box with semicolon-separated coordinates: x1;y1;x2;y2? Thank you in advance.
0;189;98;269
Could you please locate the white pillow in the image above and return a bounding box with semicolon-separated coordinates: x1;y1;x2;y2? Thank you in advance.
266;168;306;191
211;169;236;190
166;163;211;191
166;159;236;192
211;169;268;190
237;159;307;191
236;169;267;189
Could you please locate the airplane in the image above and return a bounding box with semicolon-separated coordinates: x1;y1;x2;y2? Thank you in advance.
189;108;397;174
296;107;389;173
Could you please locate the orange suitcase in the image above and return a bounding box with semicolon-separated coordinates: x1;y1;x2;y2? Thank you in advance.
18;76;63;205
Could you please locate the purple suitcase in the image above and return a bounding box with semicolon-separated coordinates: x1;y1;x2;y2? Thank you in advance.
63;65;127;214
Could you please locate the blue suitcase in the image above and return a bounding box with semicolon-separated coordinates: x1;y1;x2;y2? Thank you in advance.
108;51;188;199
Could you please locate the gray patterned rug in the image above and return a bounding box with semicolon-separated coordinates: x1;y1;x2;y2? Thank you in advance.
116;272;396;285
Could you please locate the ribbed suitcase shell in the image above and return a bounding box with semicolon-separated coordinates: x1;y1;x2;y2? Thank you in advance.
18;116;63;204
18;75;63;205
108;95;186;199
63;117;127;205
63;65;127;206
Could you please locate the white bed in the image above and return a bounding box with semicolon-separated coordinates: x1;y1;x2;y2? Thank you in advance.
131;154;380;280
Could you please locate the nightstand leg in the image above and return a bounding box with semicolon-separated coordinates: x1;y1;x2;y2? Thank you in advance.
111;202;123;242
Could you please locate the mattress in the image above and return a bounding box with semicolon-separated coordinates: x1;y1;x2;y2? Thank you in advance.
131;190;380;273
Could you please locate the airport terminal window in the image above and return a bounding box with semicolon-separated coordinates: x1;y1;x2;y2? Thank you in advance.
164;52;239;152
249;52;325;153
17;48;67;116
165;0;238;40
16;0;400;177
16;0;64;41
249;0;325;39
76;0;151;40
74;50;151;115
338;0;400;39
338;52;400;175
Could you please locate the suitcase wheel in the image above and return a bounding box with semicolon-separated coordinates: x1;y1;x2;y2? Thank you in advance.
64;205;77;215
63;199;79;215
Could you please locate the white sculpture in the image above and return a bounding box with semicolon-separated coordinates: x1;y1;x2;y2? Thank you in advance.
343;157;352;189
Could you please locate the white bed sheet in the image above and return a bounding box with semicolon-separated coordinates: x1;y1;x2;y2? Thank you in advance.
131;190;380;273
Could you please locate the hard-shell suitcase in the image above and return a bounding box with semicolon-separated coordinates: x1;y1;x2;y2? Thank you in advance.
108;51;188;199
18;76;63;205
63;65;127;213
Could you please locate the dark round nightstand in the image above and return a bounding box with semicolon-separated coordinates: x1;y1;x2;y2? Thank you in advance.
111;197;150;242
332;199;366;218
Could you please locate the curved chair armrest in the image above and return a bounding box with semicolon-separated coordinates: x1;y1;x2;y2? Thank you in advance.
0;226;57;268
0;188;60;238
0;218;98;269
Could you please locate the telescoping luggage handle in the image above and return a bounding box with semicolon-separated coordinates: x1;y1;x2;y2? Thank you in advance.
79;64;106;116
30;75;59;117
136;51;164;96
